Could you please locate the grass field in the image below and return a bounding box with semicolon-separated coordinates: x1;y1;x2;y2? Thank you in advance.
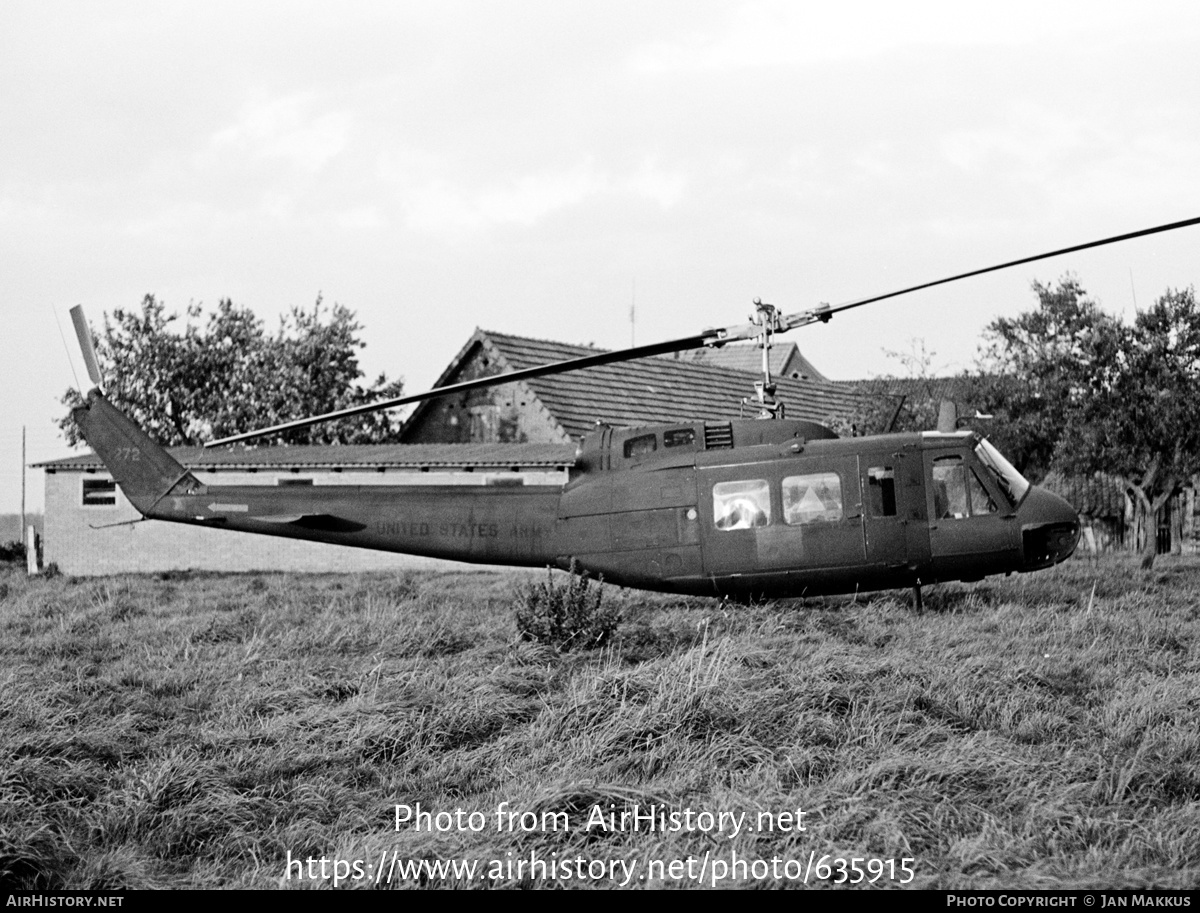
1;555;1197;890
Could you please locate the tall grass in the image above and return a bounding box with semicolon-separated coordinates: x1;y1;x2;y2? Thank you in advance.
1;557;1197;889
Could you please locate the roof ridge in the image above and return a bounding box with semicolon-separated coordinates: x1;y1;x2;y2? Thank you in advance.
479;330;857;391
479;328;608;352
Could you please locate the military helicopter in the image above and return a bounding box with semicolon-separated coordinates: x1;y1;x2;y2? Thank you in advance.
68;217;1200;605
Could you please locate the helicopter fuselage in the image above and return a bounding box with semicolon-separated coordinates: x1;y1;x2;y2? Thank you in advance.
74;392;1080;599
552;419;1079;598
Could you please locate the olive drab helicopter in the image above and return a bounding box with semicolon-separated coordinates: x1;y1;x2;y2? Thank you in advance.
68;217;1200;605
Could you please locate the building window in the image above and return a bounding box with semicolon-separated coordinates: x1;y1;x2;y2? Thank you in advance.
82;478;117;507
713;479;771;530
783;473;843;525
277;478;314;487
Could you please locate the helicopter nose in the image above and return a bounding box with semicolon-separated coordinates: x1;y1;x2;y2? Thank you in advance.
1019;486;1081;570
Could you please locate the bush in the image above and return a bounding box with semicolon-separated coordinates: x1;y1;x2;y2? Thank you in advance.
0;540;26;564
514;564;620;651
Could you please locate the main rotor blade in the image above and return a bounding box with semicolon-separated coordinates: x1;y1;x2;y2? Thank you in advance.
203;332;713;448
206;214;1200;448
809;215;1200;321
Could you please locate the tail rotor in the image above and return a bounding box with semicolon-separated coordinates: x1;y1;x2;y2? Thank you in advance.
69;305;105;391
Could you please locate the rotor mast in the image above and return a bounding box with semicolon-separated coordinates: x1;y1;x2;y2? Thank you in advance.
716;298;832;420
745;299;785;419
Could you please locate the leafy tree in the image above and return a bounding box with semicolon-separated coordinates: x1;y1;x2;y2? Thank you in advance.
61;295;405;447
971;277;1108;481
844;340;971;437
980;279;1200;567
1055;287;1200;566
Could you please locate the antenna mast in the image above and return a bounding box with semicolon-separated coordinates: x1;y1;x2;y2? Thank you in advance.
630;279;636;348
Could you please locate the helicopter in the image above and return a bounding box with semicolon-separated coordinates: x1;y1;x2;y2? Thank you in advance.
67;216;1200;605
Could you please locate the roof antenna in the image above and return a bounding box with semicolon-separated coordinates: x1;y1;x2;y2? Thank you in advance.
1129;268;1139;312
630;279;636;348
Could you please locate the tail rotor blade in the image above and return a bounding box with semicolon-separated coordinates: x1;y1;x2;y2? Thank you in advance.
69;305;104;389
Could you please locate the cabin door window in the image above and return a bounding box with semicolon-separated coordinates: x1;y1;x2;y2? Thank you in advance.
866;466;896;517
860;460;908;572
712;479;771;530
782;473;843;525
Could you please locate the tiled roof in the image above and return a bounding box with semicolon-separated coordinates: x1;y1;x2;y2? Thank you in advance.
680;341;829;382
473;331;866;439
35;442;577;471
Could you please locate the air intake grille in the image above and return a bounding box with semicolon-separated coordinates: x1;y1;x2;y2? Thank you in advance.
704;422;734;450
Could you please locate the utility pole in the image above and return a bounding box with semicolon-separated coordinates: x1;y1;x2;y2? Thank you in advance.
20;425;26;541
22;424;36;574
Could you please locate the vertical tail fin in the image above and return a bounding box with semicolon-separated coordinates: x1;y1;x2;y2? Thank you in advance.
71;391;201;515
68;306;200;515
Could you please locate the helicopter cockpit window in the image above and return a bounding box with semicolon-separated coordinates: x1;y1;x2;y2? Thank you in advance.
866;466;896;517
783;473;843;525
932;456;997;518
664;428;696;448
623;434;658;459
713;480;771;530
970;469;998;515
932;457;966;518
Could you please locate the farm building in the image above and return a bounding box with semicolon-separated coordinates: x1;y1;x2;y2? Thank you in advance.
399;330;863;444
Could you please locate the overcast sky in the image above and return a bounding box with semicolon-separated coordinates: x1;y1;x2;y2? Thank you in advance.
3;1;1199;514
